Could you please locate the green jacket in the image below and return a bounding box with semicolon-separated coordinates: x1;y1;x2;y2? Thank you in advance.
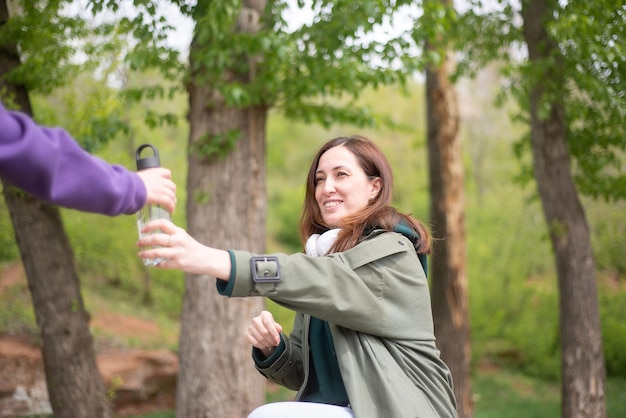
218;229;458;418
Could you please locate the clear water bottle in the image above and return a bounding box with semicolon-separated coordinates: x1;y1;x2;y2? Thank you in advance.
136;144;171;266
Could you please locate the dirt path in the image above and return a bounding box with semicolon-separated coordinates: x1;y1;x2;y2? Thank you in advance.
0;261;177;416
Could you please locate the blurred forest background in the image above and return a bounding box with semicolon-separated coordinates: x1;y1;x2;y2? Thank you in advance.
1;72;625;417
1;0;625;417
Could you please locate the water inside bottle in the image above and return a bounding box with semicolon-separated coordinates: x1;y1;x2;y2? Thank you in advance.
137;205;171;266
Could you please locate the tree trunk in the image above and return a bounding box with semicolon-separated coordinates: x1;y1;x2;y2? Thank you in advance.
175;1;267;417
425;40;473;418
521;1;606;417
0;3;113;417
2;188;114;418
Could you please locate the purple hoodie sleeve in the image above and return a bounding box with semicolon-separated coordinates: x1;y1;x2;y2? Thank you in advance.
0;102;146;216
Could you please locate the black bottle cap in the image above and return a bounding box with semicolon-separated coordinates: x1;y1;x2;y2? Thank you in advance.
136;144;161;171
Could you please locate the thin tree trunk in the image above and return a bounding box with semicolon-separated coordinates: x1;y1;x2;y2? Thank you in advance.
176;1;267;416
425;22;472;417
0;3;113;417
521;0;606;417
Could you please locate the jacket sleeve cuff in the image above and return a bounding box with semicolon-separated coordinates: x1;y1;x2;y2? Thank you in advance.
216;250;237;296
221;250;281;297
252;336;286;368
254;333;297;377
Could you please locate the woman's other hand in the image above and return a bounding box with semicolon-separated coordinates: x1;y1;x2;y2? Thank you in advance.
245;310;283;358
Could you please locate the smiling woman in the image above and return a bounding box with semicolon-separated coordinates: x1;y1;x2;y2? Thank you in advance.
136;135;458;418
313;144;381;228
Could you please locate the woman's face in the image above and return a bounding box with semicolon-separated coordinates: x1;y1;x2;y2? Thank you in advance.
314;145;381;228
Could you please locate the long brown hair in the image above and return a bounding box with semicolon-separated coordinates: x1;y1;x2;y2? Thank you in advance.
299;135;432;255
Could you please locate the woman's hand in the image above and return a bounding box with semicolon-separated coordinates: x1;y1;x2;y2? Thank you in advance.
136;218;231;278
245;310;283;358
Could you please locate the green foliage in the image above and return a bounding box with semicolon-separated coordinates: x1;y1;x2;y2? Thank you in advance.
0;273;38;335
87;0;186;83
587;200;626;274
268;188;304;253
78;1;187;136
0;197;18;262
31;76;130;152
66;212;144;293
452;2;523;79
454;0;626;202
599;277;626;377
0;1;89;94
191;130;242;161
416;0;460;69
466;187;562;380
472;368;560;418
554;4;626;202
105;0;423;130
472;373;626;418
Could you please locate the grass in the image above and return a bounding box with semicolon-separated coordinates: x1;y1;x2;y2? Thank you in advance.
473;369;560;418
473;372;626;418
